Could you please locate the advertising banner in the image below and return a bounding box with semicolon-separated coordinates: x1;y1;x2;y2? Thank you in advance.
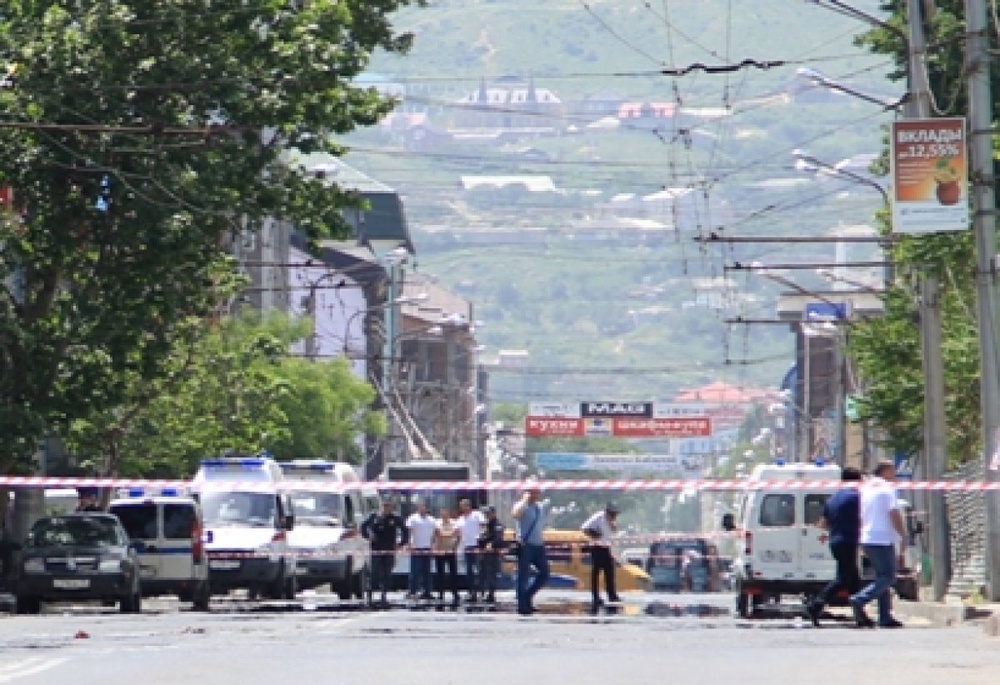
891;117;968;234
524;417;585;437
580;401;653;418
528;403;580;418
613;417;713;438
535;453;680;472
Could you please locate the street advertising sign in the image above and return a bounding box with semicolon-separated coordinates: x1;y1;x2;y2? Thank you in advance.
612;417;713;438
891;117;968;234
524;417;585;437
580;401;653;418
535;452;680;472
528;402;580;418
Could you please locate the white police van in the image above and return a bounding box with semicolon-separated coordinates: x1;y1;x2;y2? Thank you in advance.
280;460;378;600
192;456;297;600
108;487;211;610
722;460;841;618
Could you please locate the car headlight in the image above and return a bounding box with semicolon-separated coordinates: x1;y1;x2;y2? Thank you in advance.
23;558;44;573
98;557;126;572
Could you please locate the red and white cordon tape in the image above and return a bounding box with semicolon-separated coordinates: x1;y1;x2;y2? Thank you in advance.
1;476;1000;491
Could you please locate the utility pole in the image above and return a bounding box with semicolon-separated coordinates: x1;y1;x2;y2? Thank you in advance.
966;0;1000;601
901;0;952;601
920;278;950;599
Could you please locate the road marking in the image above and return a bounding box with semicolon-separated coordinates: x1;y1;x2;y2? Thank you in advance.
0;657;67;683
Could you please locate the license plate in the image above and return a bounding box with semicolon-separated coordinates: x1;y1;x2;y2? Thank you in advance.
53;578;90;590
209;560;241;570
295;566;309;575
140;566;156;579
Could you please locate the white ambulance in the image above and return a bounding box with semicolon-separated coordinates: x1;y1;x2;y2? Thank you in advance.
108;487;211;610
192;456;298;600
723;460;841;618
280;460;378;600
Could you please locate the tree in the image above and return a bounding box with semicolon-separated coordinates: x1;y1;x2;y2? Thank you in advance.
847;2;997;466
0;0;423;472
67;312;385;477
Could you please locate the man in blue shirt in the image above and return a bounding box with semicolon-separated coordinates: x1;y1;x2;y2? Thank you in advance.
512;486;549;616
806;466;864;627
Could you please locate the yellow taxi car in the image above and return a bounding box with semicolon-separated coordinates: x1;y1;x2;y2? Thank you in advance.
502;529;652;592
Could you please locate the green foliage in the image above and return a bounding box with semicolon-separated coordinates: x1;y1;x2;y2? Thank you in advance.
849;3;999;467
0;0;422;471
66;312;383;477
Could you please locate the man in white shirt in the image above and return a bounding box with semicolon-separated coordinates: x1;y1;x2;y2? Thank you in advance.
581;502;622;612
406;502;437;600
457;499;485;601
849;461;907;629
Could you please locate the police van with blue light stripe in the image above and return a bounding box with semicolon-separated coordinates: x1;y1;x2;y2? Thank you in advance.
192;455;298;600
108;487;211;610
281;460;379;600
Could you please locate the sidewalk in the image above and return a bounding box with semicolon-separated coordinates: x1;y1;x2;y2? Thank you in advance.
893;589;1000;636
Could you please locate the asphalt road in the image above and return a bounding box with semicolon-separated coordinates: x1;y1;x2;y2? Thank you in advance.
1;592;998;685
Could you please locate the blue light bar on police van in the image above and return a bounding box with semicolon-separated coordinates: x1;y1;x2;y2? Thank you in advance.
126;488;145;498
200;458;267;469
280;463;334;473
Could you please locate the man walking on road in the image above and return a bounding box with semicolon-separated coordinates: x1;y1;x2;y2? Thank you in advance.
806;466;863;626
581;502;622;613
850;461;907;629
362;499;408;605
512;486;549;616
457;499;485;602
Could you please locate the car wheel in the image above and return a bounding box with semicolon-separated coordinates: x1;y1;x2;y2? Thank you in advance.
336;559;353;601
735;579;752;619
120;584;142;614
267;563;288;600
192;580;211;611
352;565;369;600
15;595;40;615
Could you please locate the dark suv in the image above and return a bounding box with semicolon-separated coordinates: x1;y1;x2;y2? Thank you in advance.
14;513;141;614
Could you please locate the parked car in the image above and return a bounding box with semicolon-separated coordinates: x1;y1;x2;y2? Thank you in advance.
14;513;141;614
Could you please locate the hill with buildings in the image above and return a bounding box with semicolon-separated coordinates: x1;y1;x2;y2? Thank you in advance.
340;0;896;404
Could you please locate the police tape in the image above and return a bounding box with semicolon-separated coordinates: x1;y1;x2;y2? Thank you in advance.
2;475;1000;491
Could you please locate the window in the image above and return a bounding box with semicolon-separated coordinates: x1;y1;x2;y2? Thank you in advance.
759;494;796;527
111;504;158;540
163;504;196;540
804;494;830;526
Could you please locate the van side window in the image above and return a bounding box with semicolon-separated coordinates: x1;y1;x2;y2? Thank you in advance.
804;494;830;526
163;505;196;540
344;496;355;526
759;494;795;527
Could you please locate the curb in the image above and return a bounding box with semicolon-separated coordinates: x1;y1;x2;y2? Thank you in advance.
894;599;996;629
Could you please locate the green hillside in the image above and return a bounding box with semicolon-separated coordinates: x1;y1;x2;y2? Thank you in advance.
341;0;895;403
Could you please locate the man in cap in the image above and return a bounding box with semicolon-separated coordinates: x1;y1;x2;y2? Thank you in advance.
512;485;549;616
581;502;622;613
361;498;408;605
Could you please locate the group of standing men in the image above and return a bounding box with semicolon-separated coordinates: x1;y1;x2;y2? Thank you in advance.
808;460;908;629
361;498;505;606
362;486;623;617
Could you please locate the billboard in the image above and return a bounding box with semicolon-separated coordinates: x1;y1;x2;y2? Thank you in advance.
891;117;968;234
524;415;712;438
612;417;712;438
580;402;653;418
535;452;680;472
524;417;585;437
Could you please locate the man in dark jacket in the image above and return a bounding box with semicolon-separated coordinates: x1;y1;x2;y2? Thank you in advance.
807;466;864;627
478;506;505;603
362;499;408;605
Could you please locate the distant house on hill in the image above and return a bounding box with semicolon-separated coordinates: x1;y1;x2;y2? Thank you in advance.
454;75;563;129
